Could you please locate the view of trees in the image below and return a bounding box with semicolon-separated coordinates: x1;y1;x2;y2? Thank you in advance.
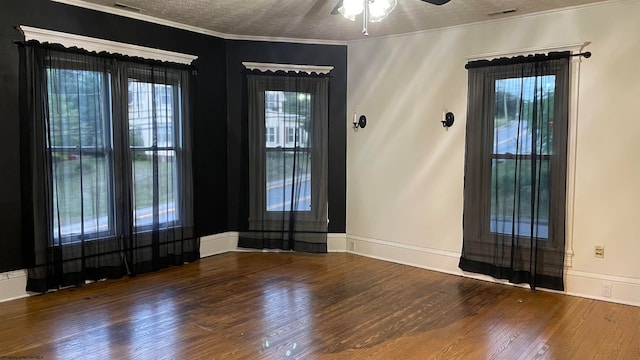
47;69;111;237
47;69;109;149
282;91;311;117
494;75;555;155
490;76;556;234
47;68;179;237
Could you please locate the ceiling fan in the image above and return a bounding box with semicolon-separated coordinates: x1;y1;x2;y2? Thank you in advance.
331;0;451;15
331;0;451;35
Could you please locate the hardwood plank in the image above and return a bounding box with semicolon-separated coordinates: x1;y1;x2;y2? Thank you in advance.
0;253;639;359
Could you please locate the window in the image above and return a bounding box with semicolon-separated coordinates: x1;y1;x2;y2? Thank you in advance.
47;68;114;240
265;91;311;212
44;59;189;243
128;79;180;228
20;32;199;293
242;73;329;252
265;91;283;112
460;54;570;291
266;127;276;144
490;75;556;239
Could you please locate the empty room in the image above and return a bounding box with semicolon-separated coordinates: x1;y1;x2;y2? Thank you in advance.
1;0;639;358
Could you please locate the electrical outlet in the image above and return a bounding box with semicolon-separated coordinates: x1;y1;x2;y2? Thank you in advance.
602;284;612;298
595;245;604;258
349;240;356;252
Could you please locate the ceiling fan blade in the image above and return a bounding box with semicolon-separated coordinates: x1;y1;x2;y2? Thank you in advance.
422;0;451;5
304;0;329;18
330;0;343;15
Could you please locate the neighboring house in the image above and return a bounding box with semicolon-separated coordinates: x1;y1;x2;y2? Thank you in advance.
128;81;175;158
264;90;309;148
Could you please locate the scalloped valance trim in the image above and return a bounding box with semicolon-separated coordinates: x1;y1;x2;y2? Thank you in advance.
18;25;197;65
242;62;333;75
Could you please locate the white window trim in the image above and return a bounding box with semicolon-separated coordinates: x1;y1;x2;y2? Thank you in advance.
18;25;197;64
467;41;592;268
242;62;333;75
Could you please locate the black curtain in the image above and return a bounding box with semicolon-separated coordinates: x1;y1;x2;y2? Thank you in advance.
459;53;569;290
239;73;329;252
19;42;199;293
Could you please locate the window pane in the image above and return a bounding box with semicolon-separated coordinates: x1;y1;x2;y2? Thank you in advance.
128;78;179;228
494;75;556;155
265;91;311;149
47;69;113;240
47;69;110;148
52;153;112;239
266;150;311;212
131;151;178;227
264;90;312;212
490;159;550;238
128;81;175;148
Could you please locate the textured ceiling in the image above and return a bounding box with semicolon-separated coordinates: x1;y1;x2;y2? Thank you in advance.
77;0;611;42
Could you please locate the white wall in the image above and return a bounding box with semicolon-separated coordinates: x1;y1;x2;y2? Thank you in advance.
346;0;640;305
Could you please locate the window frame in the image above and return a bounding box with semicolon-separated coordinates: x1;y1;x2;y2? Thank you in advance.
264;90;313;214
245;74;329;232
465;61;569;251
265;127;276;144
43;57;189;245
45;62;117;244
126;70;185;232
487;73;558;242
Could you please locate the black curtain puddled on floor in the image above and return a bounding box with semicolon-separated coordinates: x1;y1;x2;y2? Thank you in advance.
239;73;329;252
460;53;569;290
19;41;199;293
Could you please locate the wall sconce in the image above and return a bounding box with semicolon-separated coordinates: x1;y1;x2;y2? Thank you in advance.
441;110;454;128
352;110;367;130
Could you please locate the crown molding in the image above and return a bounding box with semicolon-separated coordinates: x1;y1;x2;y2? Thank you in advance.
347;0;632;44
242;62;334;75
50;0;348;46
19;25;198;64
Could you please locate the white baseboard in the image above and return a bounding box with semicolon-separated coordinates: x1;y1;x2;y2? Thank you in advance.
9;233;634;307
200;232;349;256
0;270;29;303
347;234;640;307
200;231;241;257
328;233;348;252
564;269;640;307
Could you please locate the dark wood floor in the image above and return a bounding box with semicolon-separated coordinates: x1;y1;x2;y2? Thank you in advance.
1;253;639;359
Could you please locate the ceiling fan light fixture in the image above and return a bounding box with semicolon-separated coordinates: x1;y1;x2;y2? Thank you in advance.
338;0;399;35
338;0;364;21
368;0;397;22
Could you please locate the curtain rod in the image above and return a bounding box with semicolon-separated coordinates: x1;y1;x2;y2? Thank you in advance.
465;51;591;70
571;51;592;58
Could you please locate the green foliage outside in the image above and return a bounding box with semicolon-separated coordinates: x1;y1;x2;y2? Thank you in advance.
266;151;311;184
494;76;555;155
52;154;110;229
52;155;176;231
491;76;555;223
282;92;311;117
490;159;550;221
47;69;108;148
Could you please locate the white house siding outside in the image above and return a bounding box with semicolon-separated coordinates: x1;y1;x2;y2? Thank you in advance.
128;81;176;158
